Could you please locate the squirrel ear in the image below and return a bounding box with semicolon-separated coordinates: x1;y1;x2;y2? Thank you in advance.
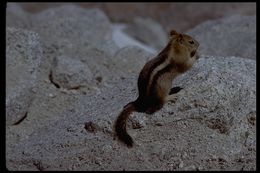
178;34;184;43
170;30;179;37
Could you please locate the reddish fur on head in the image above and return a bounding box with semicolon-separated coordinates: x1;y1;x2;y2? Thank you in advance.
170;30;184;43
170;30;179;36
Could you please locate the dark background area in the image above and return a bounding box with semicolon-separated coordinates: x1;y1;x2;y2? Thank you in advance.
17;3;256;32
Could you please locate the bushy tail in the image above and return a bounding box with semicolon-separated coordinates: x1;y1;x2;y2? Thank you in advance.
115;102;136;147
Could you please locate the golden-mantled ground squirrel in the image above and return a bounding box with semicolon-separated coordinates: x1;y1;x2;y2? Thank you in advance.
115;30;200;147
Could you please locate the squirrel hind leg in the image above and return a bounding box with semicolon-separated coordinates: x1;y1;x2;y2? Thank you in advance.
145;102;164;114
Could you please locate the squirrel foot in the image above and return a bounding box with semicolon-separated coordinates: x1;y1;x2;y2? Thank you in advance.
166;94;178;103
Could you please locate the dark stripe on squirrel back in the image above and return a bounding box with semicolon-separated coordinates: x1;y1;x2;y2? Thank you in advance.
150;63;174;95
137;43;171;98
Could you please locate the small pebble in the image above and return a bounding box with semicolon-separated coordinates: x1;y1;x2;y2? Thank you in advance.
48;93;56;98
44;79;51;84
179;161;184;168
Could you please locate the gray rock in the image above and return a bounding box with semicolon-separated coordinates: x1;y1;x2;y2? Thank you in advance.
159;55;255;155
51;55;93;89
27;5;124;90
30;5;119;56
113;46;153;75
6;55;256;170
112;24;157;54
75;48;115;84
6;27;42;125
123;17;168;50
6;5;157;89
187;15;256;59
5;4;256;171
72;46;152;87
6;3;32;29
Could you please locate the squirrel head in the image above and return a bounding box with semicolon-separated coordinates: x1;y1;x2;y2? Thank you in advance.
170;30;199;55
168;30;200;72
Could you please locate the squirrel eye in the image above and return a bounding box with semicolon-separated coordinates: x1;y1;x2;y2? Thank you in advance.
189;40;194;44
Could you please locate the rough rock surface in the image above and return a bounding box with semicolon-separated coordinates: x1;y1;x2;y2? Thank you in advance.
187;15;256;59
113;46;152;75
6;4;256;171
30;5;119;57
6;27;42;125
6;56;256;171
8;4;154;85
50;55;93;90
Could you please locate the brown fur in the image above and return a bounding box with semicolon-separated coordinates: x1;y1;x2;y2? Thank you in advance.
114;30;199;147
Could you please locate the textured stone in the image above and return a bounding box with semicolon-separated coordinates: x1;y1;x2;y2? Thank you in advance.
6;56;256;170
6;27;42;125
51;55;93;89
6;5;256;171
113;46;153;75
188;15;256;59
30;5;119;56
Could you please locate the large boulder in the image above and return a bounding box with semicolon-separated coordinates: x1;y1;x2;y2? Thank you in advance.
187;15;256;59
6;55;256;170
30;5;119;57
6;27;42;125
113;46;153;75
50;55;93;90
